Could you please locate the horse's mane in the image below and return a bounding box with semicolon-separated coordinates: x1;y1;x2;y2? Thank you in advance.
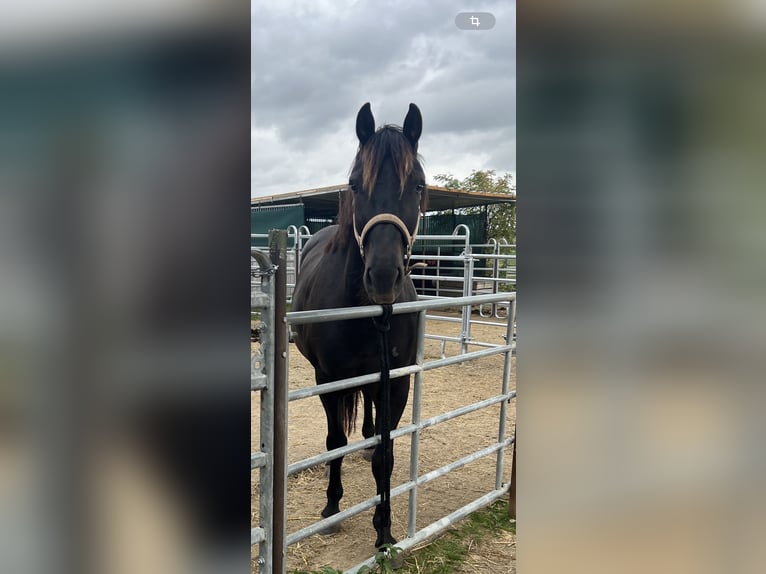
327;126;422;253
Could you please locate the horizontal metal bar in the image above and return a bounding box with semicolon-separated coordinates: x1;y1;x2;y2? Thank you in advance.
288;436;379;476
288;423;418;476
423;334;464;343
287;292;515;325
251;452;267;469
414;437;514;493
456;254;516;261
409;254;473;261
287;392;515;476
425;314;462;323
423;334;502;349
344;485;512;573
251;527;265;545
470;319;511;328
414;289;465;295
286;478;416;546
287;343;513;402
287;436;514;548
469;276;516;284
417;294;464;300
251;374;267;391
423;344;514;371
289;345;514;406
409;274;477;282
414;234;469;242
427;314;510;329
421;401;516;435
288;364;421;401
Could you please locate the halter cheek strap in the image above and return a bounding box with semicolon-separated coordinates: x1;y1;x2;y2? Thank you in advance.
353;211;421;265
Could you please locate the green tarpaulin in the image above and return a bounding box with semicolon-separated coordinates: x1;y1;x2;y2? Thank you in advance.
251;205;305;247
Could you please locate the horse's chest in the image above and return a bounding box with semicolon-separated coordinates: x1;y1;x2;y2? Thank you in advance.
305;317;416;375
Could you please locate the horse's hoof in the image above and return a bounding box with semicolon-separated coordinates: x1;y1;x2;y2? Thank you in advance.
318;522;341;536
375;534;398;549
361;447;375;461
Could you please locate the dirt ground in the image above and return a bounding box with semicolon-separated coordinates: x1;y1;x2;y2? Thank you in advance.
252;311;516;572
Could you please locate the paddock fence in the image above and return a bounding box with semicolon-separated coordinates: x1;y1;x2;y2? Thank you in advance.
252;224;516;357
251;230;516;573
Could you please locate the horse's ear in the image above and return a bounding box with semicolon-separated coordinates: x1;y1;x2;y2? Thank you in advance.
356;102;375;145
403;103;422;150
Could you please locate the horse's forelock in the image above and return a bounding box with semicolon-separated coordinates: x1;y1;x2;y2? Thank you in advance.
329;127;420;253
360;126;416;198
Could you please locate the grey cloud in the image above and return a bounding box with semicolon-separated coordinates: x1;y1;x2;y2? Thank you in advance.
252;0;515;196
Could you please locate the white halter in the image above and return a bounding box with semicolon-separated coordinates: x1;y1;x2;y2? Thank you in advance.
352;211;421;267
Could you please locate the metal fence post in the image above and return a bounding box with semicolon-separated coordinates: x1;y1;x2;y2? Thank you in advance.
495;298;515;490
252;248;275;573
460;245;473;355
509;427;516;519
269;230;288;573
435;246;441;298
407;311;427;537
492;239;501;317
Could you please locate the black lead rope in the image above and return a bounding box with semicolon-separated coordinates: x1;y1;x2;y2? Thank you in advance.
371;304;394;532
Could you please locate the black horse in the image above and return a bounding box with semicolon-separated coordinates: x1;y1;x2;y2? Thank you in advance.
291;102;427;549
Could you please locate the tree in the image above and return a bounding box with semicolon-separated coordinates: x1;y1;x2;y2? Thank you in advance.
433;170;516;244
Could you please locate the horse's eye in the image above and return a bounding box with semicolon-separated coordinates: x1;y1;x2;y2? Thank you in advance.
416;184;425;193
349;183;358;193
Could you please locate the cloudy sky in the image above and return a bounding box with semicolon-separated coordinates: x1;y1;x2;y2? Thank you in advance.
251;0;515;198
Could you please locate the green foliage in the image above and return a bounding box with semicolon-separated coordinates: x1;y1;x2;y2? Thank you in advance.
401;500;514;573
358;544;403;574
433;170;516;244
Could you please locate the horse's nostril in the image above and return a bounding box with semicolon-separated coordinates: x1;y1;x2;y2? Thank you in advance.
365;266;401;291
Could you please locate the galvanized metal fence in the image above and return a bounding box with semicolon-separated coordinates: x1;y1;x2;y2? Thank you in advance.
252;231;516;573
250;248;276;572
408;225;517;357
284;292;516;573
251;224;311;300
252;224;516;358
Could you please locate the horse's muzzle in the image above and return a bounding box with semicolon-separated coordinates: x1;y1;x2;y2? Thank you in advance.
364;264;404;304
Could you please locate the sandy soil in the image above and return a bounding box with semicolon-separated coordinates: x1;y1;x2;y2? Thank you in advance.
252;311;516;572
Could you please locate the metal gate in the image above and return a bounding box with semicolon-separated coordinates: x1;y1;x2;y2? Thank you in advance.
252;231;516;573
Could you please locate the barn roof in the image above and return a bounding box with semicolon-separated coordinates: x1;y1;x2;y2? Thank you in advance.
251;184;515;220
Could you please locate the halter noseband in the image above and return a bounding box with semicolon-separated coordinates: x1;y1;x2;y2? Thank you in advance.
352;211;421;268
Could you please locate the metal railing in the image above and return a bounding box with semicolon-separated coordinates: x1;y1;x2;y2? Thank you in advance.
251;225;310;300
282;291;517;573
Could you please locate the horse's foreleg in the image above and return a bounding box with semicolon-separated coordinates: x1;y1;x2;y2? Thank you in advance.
371;376;410;549
319;393;347;535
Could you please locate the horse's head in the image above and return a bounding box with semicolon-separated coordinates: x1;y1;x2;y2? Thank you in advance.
348;102;427;304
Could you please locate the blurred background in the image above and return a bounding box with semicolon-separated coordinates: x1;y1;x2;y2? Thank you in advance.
518;1;766;573
0;2;250;574
2;1;766;573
